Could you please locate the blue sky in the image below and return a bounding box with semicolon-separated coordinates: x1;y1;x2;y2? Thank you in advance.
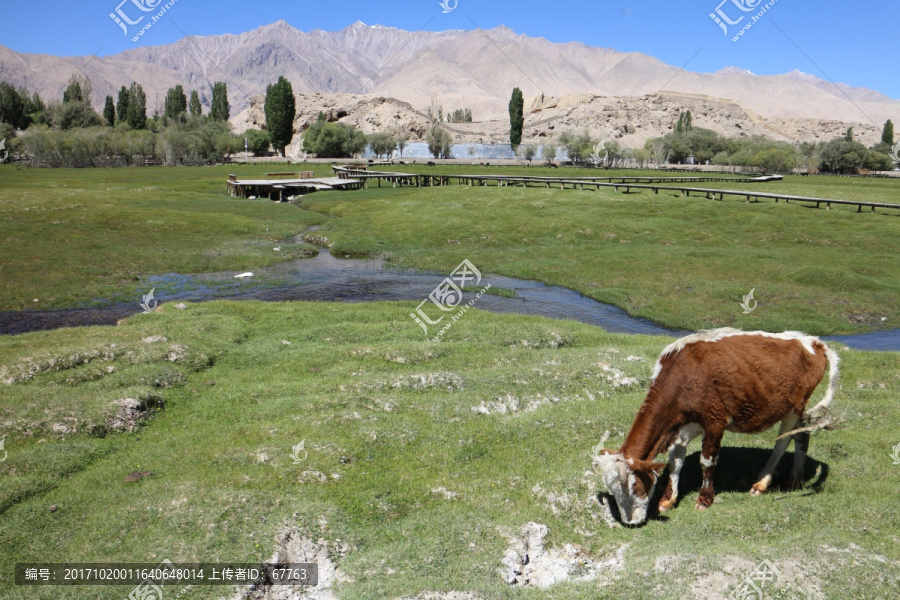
2;0;898;98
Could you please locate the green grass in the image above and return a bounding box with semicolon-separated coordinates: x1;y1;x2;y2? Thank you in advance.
0;163;335;311
1;163;899;334
462;285;518;298
1;301;898;599
302;168;900;335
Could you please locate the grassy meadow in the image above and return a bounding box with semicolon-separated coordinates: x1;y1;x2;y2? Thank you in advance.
1;162;899;599
1;301;899;599
2;162;899;334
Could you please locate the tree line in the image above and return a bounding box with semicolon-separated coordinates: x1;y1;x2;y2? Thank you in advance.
0;73;236;166
517;109;897;174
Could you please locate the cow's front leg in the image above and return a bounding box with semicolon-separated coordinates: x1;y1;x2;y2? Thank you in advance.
696;430;723;510
659;423;703;513
658;443;686;513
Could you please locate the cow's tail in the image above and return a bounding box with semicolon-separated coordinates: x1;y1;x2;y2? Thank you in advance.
780;341;841;440
807;342;839;414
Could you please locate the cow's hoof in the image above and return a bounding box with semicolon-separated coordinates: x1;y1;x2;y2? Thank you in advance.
658;500;675;513
788;478;804;491
750;485;765;497
694;501;709;511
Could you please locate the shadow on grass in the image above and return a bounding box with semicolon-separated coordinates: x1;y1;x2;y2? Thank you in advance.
597;446;830;526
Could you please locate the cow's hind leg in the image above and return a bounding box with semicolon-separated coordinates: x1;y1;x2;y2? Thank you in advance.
788;431;810;490
751;413;800;496
696;429;724;510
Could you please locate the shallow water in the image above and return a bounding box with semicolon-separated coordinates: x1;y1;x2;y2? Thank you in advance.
1;249;897;351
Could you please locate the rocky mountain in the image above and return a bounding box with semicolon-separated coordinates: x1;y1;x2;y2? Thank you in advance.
235;90;883;148
1;20;897;139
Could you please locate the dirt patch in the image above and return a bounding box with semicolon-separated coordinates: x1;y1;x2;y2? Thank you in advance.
1;344;124;384
499;522;627;588
107;396;162;432
664;554;825;600
238;527;350;600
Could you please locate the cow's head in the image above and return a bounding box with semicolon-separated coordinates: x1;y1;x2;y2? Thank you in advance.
592;438;665;526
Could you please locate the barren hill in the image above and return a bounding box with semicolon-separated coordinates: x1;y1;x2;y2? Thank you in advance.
1;20;897;141
235;91;884;149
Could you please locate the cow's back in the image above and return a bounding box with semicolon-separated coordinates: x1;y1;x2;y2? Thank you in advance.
654;333;829;433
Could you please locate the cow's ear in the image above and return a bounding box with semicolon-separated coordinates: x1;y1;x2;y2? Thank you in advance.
649;461;667;477
599;449;613;456
635;459;666;477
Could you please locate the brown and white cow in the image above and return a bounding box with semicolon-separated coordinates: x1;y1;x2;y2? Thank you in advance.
592;328;839;526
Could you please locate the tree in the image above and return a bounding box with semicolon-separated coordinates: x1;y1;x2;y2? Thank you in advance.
426;121;453;159
883;120;895;146
264;76;296;156
189;90;202;117
164;85;187;120
753;147;797;173
302;113;367;158
602;139;621;168
541;140;558;164
797;141;818;172
0;82;28;129
210;82;229;122
127;82;147;130
243;129;271;156
63;74;91;104
19;88;44;122
116;86;130;126
818;137;868;174
844;127;853;142
508;87;524;150
519;143;538;164
559;130;594;164
449;108;473;123
397;136;407;158
367;132;397;158
103;96;116;126
675;110;693;134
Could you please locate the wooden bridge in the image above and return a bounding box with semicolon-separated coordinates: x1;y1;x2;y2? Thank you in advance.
226;173;363;201
330;165;900;214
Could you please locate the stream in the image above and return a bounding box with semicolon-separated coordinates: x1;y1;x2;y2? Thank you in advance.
1;246;897;351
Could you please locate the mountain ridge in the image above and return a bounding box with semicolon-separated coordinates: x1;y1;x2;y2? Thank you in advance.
0;20;896;132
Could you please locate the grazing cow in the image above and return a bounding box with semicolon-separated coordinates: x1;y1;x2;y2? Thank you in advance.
592;328;839;526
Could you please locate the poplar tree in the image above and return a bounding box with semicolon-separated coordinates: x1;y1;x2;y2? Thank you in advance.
509;87;524;150
264;76;296;156
210;82;229;121
189;90;202;117
103;96;115;126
